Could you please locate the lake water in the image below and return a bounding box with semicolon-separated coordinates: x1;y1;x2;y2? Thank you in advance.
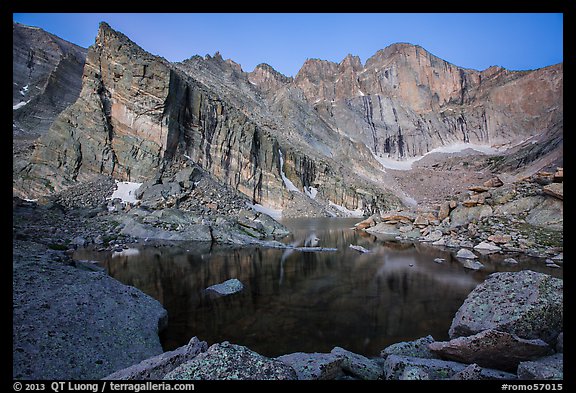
74;217;562;358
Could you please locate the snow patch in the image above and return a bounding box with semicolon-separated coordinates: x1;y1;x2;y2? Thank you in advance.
108;181;142;204
278;149;301;193
13;100;30;110
304;186;318;199
328;200;364;218
20;85;29;96
112;248;141;258
373;142;499;171
249;203;283;220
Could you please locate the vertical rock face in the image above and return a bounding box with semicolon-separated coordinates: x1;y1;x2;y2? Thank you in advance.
13;22;87;137
18;22;399;216
293;43;562;160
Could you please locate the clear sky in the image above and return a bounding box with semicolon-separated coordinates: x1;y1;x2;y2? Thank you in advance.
12;13;563;77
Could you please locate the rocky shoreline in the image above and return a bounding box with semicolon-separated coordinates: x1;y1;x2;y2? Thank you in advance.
355;170;563;265
13;171;563;380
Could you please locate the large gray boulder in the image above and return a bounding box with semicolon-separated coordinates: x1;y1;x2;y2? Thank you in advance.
164;342;297;380
449;270;563;344
13;241;168;380
428;329;554;372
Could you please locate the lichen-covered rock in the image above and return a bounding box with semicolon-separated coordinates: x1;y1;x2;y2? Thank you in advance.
104;337;208;380
517;354;563;380
164;342;297;380
383;354;516;380
330;347;383;380
380;335;439;359
276;352;344;380
449;271;563;344
428;329;554;372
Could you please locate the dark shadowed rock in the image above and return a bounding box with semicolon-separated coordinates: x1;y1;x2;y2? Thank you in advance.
517;354;563;380
104;337;208;380
164;342;297;380
276;352;344;380
449;271;563;344
383;354;516;380
428;329;554;372
330;347;383;380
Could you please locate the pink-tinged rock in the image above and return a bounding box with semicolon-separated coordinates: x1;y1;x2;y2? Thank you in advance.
429;329;553;372
543;183;563;200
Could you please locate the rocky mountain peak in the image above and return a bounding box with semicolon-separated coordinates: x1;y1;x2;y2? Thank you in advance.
338;54;362;72
248;63;292;92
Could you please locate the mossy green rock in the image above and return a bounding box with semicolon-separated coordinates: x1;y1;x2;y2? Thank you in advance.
449;270;563;344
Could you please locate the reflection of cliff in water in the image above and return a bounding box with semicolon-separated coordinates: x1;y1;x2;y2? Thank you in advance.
79;218;562;358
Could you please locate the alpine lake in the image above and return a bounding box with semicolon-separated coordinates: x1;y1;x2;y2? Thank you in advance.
73;217;562;358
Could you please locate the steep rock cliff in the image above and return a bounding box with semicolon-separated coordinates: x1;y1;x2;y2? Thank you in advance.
293;43;562;161
17;23;400;216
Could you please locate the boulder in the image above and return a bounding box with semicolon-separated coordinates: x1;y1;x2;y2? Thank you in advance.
449;205;493;228
553;167;563;183
456;248;477;259
437;201;451;221
468;186;489;193
330;347;383;380
205;279;244;296
483;177;504;188
488;234;512;244
449;271;563;344
458;259;485;271
473;241;502;253
383;355;516;380
543;183;563;200
164;342;297;380
354;216;376;230
380;335;438;359
428;329;553;372
451;363;483;380
422;230;443;242
104;337;208;380
276;352;344;380
517;354;563;380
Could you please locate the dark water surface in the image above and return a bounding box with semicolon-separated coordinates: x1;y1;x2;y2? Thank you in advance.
74;218;562;358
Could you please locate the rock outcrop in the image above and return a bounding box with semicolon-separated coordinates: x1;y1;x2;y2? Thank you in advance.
164;342;297;380
16;22;400;217
13;22;87;138
449;270;563;344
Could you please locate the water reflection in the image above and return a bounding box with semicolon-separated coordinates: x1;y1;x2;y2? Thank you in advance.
74;218;562;358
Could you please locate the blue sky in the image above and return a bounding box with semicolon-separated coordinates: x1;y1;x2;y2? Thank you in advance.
13;13;563;77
